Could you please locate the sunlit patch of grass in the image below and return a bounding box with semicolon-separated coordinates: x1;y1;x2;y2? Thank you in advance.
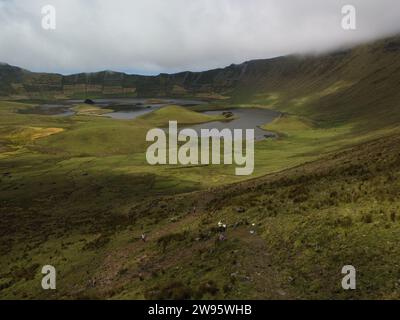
6;127;64;142
72;104;113;116
262;114;314;137
139;105;227;126
253;92;282;107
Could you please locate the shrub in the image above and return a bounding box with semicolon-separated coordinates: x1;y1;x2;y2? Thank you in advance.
145;281;194;300
334;215;353;228
82;234;110;250
361;212;373;224
157;231;189;252
196;280;219;298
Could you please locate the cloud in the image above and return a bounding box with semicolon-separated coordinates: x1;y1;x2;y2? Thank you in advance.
0;0;399;75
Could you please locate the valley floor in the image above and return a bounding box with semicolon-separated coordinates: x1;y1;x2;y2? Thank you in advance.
1;100;400;299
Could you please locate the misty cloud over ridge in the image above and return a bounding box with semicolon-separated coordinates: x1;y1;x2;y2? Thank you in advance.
1;0;400;75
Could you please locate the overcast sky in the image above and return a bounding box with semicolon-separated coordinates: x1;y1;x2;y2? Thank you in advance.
0;0;399;75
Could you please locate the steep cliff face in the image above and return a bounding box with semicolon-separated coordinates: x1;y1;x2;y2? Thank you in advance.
0;62;249;99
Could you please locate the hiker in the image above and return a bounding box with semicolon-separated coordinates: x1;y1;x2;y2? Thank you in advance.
217;221;227;233
250;223;256;235
218;233;226;241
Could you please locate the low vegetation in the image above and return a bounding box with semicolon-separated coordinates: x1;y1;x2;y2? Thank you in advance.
1;35;400;299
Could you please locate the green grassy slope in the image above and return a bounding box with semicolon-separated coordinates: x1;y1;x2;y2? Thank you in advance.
1;35;400;299
2;34;400;107
242;36;400;133
2;126;400;299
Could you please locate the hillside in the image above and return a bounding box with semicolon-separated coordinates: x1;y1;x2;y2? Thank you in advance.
1;35;400;125
2;119;400;299
1;34;400;299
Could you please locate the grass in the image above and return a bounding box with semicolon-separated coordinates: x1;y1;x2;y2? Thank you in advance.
1;97;399;299
2;35;400;299
263;114;315;137
72;104;113;116
4;130;400;300
1;94;400;299
138;105;227;126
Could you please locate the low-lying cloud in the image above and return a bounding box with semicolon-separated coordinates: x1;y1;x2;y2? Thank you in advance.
1;0;399;75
